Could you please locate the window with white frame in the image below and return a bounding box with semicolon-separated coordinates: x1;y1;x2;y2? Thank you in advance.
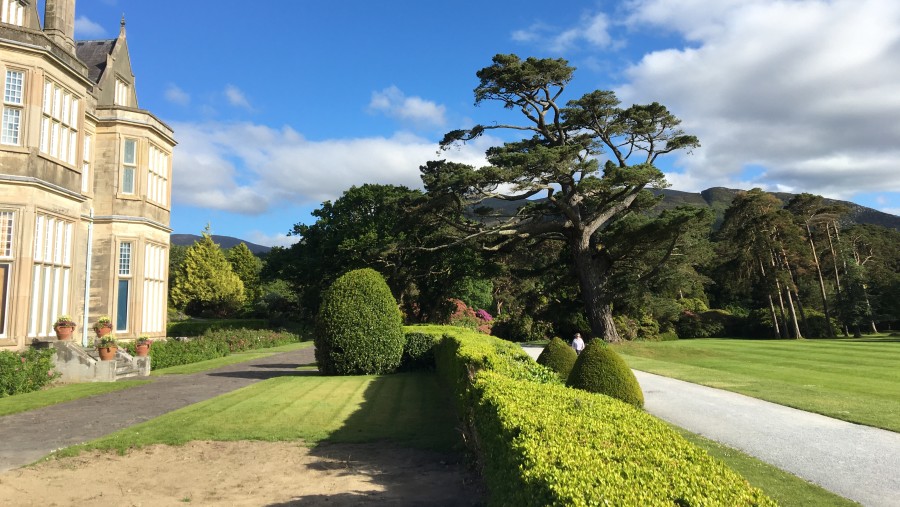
122;138;137;194
115;79;129;107
39;80;79;164
116;241;132;332
28;214;73;338
148;145;168;205
81;134;92;193
142;243;166;334
1;0;24;26
0;211;14;337
2;69;24;146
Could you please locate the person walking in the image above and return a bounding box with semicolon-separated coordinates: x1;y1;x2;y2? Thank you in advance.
571;333;585;355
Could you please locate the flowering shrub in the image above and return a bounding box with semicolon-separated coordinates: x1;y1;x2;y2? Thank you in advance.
0;348;59;397
475;309;493;322
447;299;493;334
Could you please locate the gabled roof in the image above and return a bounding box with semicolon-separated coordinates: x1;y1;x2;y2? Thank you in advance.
75;39;117;84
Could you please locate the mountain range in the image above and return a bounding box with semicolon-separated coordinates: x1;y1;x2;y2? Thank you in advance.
170;234;272;254
170;188;899;251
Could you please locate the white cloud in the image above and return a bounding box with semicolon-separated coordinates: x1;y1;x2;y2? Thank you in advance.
512;13;613;52
613;0;900;200
368;86;447;128
224;85;252;109
74;16;105;38
170;121;494;215
164;84;190;105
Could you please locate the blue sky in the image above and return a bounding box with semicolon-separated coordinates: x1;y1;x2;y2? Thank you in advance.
68;0;900;246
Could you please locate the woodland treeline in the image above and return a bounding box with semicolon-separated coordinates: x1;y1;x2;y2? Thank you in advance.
168;54;900;341
168;183;900;342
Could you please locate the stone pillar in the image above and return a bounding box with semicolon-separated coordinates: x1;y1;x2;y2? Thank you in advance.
43;0;76;53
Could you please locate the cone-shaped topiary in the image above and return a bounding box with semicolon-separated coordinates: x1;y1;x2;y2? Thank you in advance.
566;340;644;408
315;268;404;375
536;337;577;380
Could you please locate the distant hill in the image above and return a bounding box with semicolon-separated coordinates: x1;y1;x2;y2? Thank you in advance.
651;187;900;230
170;234;271;255
472;187;900;230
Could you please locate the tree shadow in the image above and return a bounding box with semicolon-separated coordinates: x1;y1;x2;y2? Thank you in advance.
268;372;484;506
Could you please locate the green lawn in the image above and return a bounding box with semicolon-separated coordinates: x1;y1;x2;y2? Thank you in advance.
56;370;459;458
614;337;900;432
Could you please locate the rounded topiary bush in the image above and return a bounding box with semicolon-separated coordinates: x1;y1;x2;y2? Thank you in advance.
566;341;644;408
536;337;577;380
399;332;436;371
315;268;404;375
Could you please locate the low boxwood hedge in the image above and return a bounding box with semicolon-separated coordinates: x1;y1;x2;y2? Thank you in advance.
426;325;773;507
145;328;301;370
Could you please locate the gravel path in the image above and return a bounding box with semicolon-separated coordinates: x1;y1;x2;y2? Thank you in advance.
635;370;900;507
0;346;316;473
521;345;900;506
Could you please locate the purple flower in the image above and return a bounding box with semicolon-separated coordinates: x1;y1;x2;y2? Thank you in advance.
475;309;493;322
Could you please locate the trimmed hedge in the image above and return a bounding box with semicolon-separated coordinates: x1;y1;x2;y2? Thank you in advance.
316;268;404;375
566;341;644;408
166;318;268;338
399;332;436;371
474;371;773;506
0;348;59;397
430;325;773;507
144;328;300;370
536;337;577;380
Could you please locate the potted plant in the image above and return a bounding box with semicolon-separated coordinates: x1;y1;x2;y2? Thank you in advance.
93;316;112;338
134;336;152;357
54;315;76;341
97;334;118;361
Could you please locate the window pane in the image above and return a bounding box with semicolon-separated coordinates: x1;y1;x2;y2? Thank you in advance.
119;242;131;275
124;139;136;164
1;108;20;145
123;167;134;193
4;70;23;104
116;279;129;331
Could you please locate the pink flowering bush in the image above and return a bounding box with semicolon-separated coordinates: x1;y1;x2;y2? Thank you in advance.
448;299;494;334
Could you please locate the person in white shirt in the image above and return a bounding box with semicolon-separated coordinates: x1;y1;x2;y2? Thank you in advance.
571;333;585;355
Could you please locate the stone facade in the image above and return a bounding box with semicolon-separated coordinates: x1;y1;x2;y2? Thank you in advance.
0;0;174;350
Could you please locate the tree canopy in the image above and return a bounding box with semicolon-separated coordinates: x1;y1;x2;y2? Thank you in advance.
170;228;245;317
421;54;704;341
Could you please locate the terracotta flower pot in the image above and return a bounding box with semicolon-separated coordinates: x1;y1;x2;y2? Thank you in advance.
54;325;75;341
95;325;112;338
135;343;150;357
98;346;117;361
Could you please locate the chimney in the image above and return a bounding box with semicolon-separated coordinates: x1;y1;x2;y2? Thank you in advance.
44;0;76;52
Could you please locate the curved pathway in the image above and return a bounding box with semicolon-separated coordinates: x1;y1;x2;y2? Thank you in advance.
521;346;900;507
0;346;316;473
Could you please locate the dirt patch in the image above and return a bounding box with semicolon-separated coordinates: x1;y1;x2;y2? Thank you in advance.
0;440;484;506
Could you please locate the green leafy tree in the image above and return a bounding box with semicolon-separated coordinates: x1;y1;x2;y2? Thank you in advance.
226;242;263;306
421;54;701;341
170;229;245;317
273;183;496;320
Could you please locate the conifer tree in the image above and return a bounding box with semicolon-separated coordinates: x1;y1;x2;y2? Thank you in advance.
171;228;245;317
226;242;263;305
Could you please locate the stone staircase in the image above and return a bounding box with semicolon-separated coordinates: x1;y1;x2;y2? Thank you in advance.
36;340;151;383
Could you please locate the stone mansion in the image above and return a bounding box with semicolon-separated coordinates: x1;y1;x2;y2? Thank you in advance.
0;0;174;350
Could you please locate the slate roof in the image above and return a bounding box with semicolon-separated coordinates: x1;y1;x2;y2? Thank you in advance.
75;39;117;84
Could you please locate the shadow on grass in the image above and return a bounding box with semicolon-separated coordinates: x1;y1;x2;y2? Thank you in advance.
271;372;484;506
